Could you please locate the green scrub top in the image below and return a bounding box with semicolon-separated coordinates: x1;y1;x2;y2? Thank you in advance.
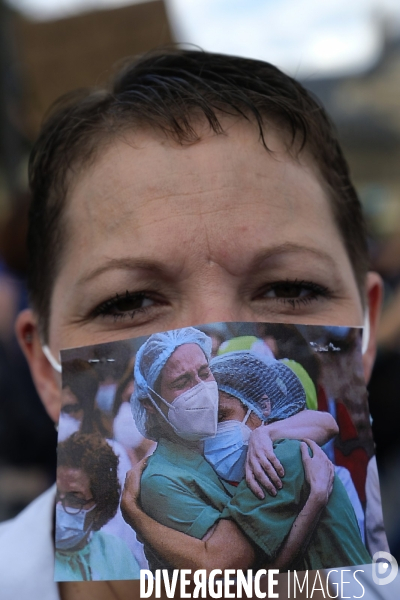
55;530;141;581
140;437;236;570
141;438;236;538
222;439;372;571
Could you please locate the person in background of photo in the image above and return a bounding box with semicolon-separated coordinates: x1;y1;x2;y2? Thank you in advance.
59;359;99;441
112;356;156;465
60;359;132;479
255;324;370;540
55;432;140;581
60;359;149;570
0;47;388;599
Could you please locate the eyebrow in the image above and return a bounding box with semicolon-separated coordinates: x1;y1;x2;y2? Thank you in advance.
169;362;210;388
75;242;339;287
250;243;338;272
169;374;190;388
75;258;170;288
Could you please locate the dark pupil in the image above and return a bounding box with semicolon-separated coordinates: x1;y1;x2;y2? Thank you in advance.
115;295;142;311
273;283;302;298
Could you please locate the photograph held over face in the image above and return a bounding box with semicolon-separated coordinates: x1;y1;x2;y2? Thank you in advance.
55;323;383;582
0;48;390;599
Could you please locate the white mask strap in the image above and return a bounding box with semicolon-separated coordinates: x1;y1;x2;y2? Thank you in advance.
42;345;62;373
361;308;370;356
147;386;176;428
243;408;252;424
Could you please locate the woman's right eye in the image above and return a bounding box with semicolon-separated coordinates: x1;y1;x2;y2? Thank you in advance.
91;291;165;321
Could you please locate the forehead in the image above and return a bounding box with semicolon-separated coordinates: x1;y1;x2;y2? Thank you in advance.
57;466;90;494
218;391;246;413
49;118;362;347
64;120;338;259
66;122;347;267
163;344;208;378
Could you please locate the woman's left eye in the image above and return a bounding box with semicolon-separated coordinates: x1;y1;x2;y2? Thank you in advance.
255;280;331;307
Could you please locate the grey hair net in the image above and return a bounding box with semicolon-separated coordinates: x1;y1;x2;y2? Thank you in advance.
131;327;212;438
210;351;306;422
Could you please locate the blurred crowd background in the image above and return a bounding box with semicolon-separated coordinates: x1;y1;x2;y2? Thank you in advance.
0;0;399;561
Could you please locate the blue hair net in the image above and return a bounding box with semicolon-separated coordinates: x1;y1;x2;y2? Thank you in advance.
131;327;212;436
210;351;306;422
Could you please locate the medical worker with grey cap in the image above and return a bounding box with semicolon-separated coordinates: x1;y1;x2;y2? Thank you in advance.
123;332;353;572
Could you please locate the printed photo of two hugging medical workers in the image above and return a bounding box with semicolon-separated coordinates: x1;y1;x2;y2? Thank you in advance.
54;321;387;582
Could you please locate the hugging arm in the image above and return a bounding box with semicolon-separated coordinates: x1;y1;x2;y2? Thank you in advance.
246;410;338;498
266;440;334;569
121;442;334;573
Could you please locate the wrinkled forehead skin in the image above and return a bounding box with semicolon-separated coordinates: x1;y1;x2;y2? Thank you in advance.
48;118;363;352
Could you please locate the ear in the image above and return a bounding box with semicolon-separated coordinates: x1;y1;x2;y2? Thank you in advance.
142;398;157;414
362;271;383;383
15;309;62;423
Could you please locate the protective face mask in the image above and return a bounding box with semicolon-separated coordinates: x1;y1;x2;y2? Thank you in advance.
203;408;252;482
55;502;96;551
149;380;219;441
57;412;81;442
95;383;118;415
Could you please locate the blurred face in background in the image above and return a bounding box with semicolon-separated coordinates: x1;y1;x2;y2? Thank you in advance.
17;119;382;422
61;387;83;423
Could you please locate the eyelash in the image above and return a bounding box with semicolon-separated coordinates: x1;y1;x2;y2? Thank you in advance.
91;291;160;322
91;279;331;322
256;279;331;308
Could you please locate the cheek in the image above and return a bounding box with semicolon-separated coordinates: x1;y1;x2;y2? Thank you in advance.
159;382;183;403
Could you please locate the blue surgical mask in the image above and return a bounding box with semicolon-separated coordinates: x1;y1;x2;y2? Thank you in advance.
203;408;252;482
55;502;96;551
57;412;81;442
95;383;117;415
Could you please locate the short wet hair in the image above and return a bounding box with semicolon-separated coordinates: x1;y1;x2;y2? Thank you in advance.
28;49;368;339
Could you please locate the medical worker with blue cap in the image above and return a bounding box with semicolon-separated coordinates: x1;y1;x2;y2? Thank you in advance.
132;327;218;443
130;326;245;571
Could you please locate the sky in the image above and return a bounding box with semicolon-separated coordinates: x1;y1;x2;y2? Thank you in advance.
7;0;400;77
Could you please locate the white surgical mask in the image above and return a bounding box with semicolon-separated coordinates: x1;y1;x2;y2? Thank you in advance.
203;408;252;482
149;379;219;441
96;383;118;415
55;502;96;551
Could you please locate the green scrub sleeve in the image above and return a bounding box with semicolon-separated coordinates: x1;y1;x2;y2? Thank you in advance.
141;473;222;540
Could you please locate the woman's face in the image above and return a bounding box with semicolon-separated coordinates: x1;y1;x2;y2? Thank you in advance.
217;392;262;430
60;386;84;422
18;119;381;421
49;121;365;348
56;466;96;513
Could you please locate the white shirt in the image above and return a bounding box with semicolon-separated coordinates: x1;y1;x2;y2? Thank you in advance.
0;486;60;600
